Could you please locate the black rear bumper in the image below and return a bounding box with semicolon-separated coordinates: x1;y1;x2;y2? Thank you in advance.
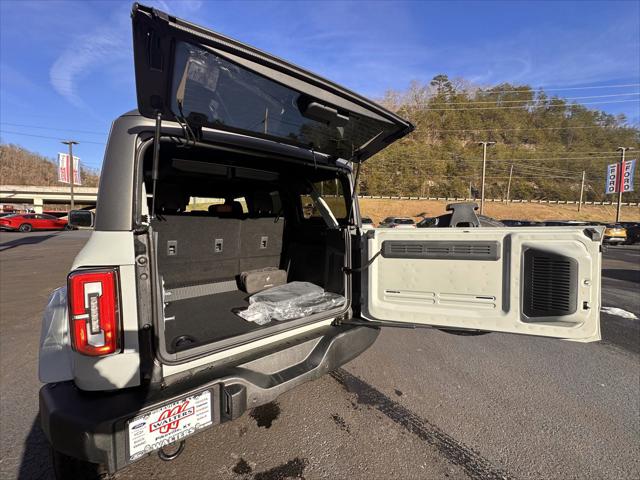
40;324;378;473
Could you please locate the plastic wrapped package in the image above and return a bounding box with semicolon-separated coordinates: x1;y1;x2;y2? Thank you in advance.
238;281;345;325
39;286;74;383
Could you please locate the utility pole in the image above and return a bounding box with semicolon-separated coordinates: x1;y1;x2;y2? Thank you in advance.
505;164;514;204
615;147;633;222
61;140;78;210
578;171;585;212
478;141;495;214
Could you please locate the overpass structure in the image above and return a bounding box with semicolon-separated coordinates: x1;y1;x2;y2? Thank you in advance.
0;185;98;213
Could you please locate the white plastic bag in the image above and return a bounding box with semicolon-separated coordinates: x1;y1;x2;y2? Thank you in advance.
238;281;345;325
39;286;74;383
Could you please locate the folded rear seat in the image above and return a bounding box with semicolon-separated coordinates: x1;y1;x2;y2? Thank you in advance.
153;215;242;288
239;192;284;272
153;190;285;297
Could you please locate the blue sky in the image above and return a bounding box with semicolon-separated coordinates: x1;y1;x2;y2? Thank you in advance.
1;0;639;171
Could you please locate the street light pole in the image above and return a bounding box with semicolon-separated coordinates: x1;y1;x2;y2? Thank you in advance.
478;141;495;214
615;147;633;223
61;140;78;210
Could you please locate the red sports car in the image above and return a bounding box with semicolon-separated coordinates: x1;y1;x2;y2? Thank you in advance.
0;213;72;232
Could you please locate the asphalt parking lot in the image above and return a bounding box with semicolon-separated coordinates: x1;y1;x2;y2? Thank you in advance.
0;231;638;480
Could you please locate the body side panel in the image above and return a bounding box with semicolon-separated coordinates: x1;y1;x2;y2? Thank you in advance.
70;231;141;390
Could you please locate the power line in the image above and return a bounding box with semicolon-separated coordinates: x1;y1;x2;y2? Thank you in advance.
470;82;640;94
425;99;639;112
4;120;635;138
0;130;106;145
0;122;105;136
430;125;636;132
457;150;620;155
384;174;584;180
374;154;622;164
379;160;617;181
426;92;640;106
493;163;582;176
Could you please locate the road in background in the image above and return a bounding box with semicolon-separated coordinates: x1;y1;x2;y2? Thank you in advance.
600;245;640;354
1;231;638;479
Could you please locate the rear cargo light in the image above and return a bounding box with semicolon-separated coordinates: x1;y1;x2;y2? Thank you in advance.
68;268;121;356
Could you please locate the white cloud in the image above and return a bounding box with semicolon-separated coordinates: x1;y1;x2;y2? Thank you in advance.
49;10;130;108
49;0;202;108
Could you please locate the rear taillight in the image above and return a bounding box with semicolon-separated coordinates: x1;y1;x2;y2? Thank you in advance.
68;268;121;356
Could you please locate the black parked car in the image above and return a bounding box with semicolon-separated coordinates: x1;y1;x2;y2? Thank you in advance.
416;203;504;228
542;220;591;227
621;222;640;244
501;219;545;227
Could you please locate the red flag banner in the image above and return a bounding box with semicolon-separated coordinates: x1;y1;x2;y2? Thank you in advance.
605;163;618;195
620;159;636;193
57;153;82;186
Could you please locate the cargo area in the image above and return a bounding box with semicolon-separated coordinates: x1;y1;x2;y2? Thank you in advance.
144;142;350;355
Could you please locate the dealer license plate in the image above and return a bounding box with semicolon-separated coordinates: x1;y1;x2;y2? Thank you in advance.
127;390;212;461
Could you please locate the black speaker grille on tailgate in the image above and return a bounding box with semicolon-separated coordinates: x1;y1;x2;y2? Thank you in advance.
523;248;578;318
382;241;500;260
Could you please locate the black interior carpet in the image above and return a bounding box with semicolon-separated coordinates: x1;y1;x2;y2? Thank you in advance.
164;290;279;353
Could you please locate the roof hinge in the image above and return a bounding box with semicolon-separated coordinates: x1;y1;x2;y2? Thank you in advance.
151;7;170;23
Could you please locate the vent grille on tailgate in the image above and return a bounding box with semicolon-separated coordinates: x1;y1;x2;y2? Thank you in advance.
382;240;500;260
523;249;578;318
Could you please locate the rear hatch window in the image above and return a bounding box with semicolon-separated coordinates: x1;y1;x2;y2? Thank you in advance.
132;4;413;162
173;42;396;160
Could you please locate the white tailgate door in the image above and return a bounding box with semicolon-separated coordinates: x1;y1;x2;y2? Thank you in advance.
362;227;603;341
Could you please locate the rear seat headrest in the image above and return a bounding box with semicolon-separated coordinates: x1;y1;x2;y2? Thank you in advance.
252;192;274;216
156;186;189;214
209;202;244;218
229;201;244;217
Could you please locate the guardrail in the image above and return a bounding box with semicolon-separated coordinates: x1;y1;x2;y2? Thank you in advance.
357;196;639;206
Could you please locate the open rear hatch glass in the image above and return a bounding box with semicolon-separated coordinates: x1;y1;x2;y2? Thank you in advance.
131;3;413;162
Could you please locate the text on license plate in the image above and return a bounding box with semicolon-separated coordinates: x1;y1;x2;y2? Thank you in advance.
127;390;212;461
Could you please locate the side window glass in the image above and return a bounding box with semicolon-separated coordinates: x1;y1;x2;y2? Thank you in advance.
249;191;281;217
185;197;248;215
301;179;347;220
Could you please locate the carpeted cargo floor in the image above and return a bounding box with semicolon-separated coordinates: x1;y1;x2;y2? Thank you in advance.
163;290;280;352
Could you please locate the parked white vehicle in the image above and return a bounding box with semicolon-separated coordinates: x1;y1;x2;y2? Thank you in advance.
361;217;375;230
378;217;416;228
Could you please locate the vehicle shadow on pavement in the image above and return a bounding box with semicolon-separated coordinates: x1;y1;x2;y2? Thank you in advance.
602;268;640;284
0;234;58;252
18;415;54;480
17;415;54;480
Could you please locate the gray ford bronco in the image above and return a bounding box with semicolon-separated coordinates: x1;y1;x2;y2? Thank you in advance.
38;4;604;478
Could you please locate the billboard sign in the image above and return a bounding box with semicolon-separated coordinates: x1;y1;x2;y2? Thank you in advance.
58;153;82;185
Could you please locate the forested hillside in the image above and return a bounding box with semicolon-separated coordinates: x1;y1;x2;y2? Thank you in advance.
0;144;100;187
362;75;640;202
1;76;638;202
